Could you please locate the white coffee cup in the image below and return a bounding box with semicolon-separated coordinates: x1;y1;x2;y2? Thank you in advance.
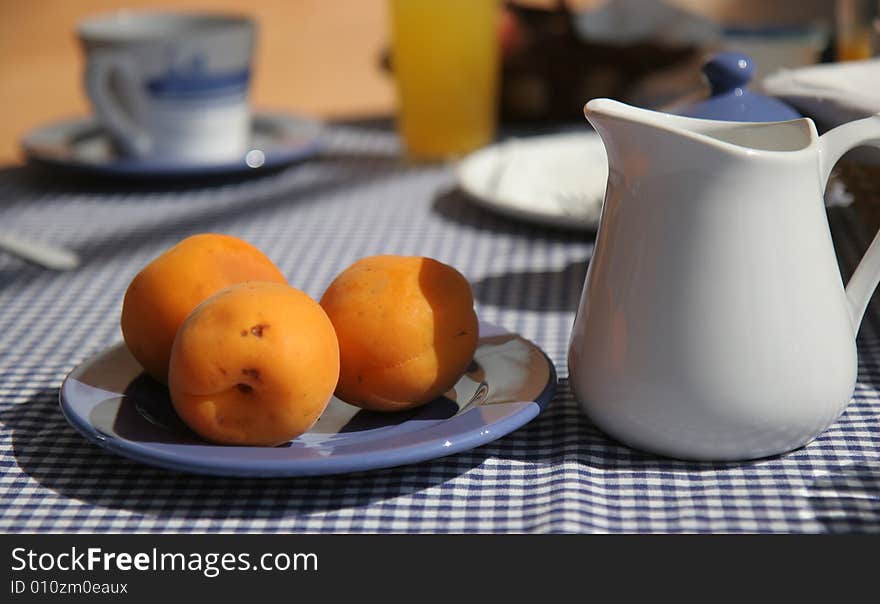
78;11;255;162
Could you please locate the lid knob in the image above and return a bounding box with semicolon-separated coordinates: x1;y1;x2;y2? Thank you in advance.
703;51;753;95
672;51;801;121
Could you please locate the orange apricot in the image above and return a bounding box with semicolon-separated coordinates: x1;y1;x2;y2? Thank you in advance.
168;281;340;446
121;234;287;383
320;255;478;411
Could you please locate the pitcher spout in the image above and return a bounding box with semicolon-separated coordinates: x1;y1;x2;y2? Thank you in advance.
584;98;818;158
583;99;672;161
584;98;658;132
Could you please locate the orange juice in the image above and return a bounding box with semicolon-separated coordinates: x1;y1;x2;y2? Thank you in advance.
837;30;874;61
835;0;877;61
390;0;499;160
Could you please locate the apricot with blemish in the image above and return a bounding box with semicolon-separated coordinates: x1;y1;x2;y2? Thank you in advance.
168;282;340;446
120;234;287;383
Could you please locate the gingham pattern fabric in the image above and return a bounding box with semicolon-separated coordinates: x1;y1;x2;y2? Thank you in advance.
1;125;878;533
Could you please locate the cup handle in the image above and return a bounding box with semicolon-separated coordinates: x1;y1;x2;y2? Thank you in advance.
819;114;880;332
85;51;151;157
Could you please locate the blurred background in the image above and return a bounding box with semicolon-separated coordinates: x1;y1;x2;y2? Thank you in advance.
0;0;397;164
1;0;876;164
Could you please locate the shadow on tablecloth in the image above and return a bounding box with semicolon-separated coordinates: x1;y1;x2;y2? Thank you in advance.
432;186;592;240
807;465;880;533
433;187;592;312
472;261;587;312
0;387;484;521
5;380;879;532
1;380;751;524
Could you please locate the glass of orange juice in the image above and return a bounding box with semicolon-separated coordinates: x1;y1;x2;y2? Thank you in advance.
836;0;878;61
389;0;499;161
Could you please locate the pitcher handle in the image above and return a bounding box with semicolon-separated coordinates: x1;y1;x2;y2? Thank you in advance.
819;114;880;333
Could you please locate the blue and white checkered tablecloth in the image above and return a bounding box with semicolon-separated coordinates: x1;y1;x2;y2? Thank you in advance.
1;125;878;533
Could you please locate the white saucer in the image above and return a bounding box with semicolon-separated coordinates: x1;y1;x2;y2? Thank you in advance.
456;131;608;231
21;111;323;178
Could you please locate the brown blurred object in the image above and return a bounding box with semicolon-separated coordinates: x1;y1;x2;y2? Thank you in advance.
835;0;878;60
498;1;705;122
843;162;880;235
0;0;394;165
497;0;839;122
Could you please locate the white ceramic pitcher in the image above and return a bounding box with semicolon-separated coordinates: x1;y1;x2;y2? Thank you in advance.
568;98;880;461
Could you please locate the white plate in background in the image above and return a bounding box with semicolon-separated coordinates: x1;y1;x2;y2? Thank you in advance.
762;59;880;128
456;131;608;231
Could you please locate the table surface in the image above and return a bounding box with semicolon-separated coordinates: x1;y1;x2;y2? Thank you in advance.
1;126;879;533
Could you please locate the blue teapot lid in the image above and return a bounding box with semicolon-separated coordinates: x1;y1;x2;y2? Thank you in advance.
675;52;801;122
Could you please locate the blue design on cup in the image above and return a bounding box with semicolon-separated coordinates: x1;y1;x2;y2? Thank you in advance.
146;54;250;100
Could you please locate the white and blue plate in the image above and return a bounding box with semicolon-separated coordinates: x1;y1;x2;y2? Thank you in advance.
59;321;556;477
21;112;322;178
